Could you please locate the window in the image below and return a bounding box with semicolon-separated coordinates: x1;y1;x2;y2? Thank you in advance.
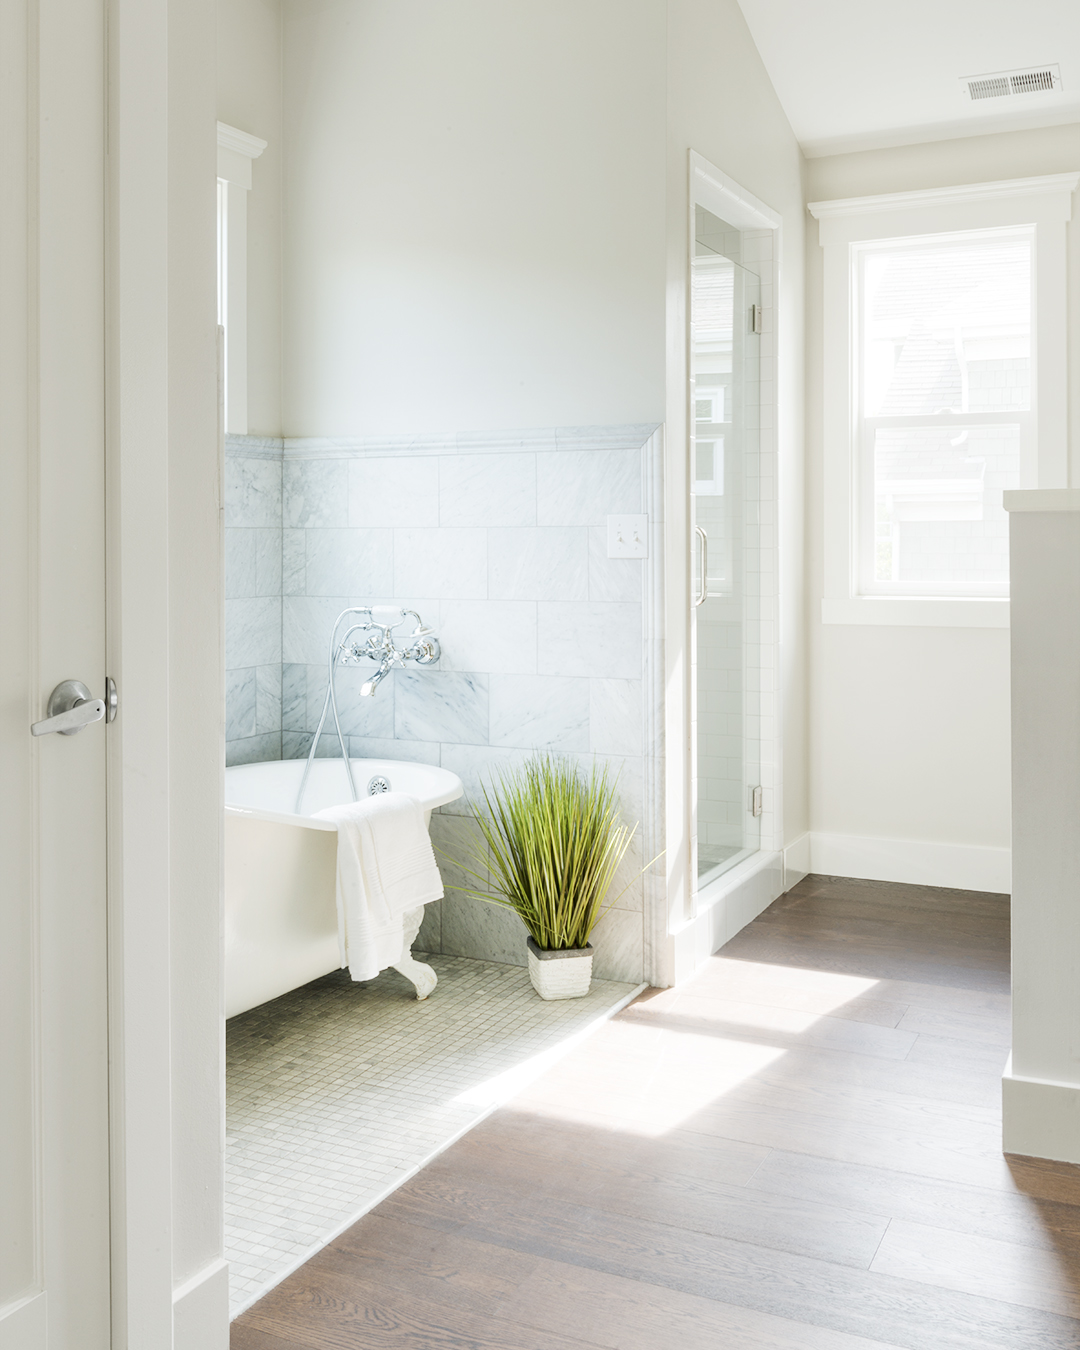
811;173;1076;627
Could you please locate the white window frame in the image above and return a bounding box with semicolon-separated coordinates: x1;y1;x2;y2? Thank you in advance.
810;173;1077;628
217;122;266;436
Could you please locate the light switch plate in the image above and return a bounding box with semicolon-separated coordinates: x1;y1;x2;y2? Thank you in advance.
607;514;648;559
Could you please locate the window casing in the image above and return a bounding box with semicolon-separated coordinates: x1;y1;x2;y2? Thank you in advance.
811;174;1076;628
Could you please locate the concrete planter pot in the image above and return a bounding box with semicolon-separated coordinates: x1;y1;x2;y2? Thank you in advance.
526;936;594;1000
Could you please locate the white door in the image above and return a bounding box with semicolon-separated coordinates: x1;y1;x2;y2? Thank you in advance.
0;0;111;1344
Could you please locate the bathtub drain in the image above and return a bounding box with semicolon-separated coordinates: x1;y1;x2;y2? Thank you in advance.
367;775;391;795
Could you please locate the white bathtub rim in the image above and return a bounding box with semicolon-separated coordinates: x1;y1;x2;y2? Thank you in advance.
225;757;464;830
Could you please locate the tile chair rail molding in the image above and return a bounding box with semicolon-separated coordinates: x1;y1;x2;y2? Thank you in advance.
222;425;666;988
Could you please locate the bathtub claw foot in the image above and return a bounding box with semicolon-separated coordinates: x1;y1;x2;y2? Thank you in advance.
393;954;438;1000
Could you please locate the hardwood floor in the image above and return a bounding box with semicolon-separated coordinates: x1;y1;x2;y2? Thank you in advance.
231;873;1080;1350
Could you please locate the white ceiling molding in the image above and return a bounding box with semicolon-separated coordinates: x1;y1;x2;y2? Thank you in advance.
217;121;267;189
808;172;1080;221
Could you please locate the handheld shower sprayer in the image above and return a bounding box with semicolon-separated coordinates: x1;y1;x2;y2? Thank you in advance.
293;606;440;814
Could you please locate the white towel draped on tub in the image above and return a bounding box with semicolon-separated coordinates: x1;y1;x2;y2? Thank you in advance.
313;791;443;983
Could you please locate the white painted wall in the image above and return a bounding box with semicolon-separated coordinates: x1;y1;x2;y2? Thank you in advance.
806;123;1080;887
218;0;283;434
280;0;667;436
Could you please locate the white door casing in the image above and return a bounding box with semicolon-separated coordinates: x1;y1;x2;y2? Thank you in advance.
0;0;111;1345
2;0;227;1345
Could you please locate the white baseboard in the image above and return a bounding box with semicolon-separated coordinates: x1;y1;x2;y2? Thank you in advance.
173;1258;229;1350
668;851;784;984
0;1293;46;1350
809;831;1011;894
782;833;810;891
1002;1056;1080;1163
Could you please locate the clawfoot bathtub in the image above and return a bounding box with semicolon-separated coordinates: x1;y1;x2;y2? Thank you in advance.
224;757;463;1018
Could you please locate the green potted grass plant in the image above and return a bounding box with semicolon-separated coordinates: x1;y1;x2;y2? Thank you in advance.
449;755;639;1000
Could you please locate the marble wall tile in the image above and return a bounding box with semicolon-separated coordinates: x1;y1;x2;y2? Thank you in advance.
577;751;645;825
536;449;640;527
282;595;351;665
304;528;393;597
588;527;642;603
281;730;344;760
283;458;349;528
226;667;257;741
225;530;256;599
438;600;537;675
255;528;283;597
304;663;395;739
487;527;587;602
415;902;441;954
226;597;281;668
348;456;439;527
489;675;589;752
226;731;282;768
589;679;643;756
394;528;487;600
537;602;641;680
282;663;307;732
428;814;488;897
440;893;529;967
225;456;281;528
283;529;305;595
437;743;534;815
347;736;441;765
589;906;644;983
395;671;488;745
438;453;536;528
255;665;282;736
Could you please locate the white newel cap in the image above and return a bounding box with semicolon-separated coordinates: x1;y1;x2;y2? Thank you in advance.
1003;489;1080;513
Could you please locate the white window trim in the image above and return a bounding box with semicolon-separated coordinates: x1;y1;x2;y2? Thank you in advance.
810;172;1078;629
217;122;267;436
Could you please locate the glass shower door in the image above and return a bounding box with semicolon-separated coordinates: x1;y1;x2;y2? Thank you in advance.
690;209;762;889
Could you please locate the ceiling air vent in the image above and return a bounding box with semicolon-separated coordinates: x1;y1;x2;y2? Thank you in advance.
960;64;1061;101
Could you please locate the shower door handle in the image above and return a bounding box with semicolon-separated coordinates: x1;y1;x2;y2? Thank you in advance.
31;679;108;737
694;526;708;606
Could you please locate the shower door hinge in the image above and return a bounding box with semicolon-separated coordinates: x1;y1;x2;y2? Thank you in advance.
750;304;763;335
751;785;763;817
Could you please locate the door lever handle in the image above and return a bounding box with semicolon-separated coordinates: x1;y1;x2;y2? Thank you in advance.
695;526;708;606
31;680;107;737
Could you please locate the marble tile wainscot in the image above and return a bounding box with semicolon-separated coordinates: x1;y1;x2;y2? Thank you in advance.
225;435;285;766
278;427;665;985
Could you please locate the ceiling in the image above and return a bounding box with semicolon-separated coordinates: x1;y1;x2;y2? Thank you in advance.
735;0;1080;157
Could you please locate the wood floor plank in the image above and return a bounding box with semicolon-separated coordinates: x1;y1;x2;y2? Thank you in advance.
240;1263;607;1350
716;932;1011;992
895;1003;1012;1047
870;1219;1080;1319
377;1168;1080;1350
495;1248;909;1350
765;891;1011;936
782;875;1010;918
439;1131;891;1268
747;1150;1080;1254
621;992;920;1059
463;1107;770;1188
904;1032;1012;1074
660;958;913;1027
323;1212;538;1316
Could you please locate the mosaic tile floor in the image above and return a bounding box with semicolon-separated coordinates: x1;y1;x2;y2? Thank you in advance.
226;953;639;1316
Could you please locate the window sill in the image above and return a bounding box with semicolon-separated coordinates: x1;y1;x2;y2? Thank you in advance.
821;596;1009;628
